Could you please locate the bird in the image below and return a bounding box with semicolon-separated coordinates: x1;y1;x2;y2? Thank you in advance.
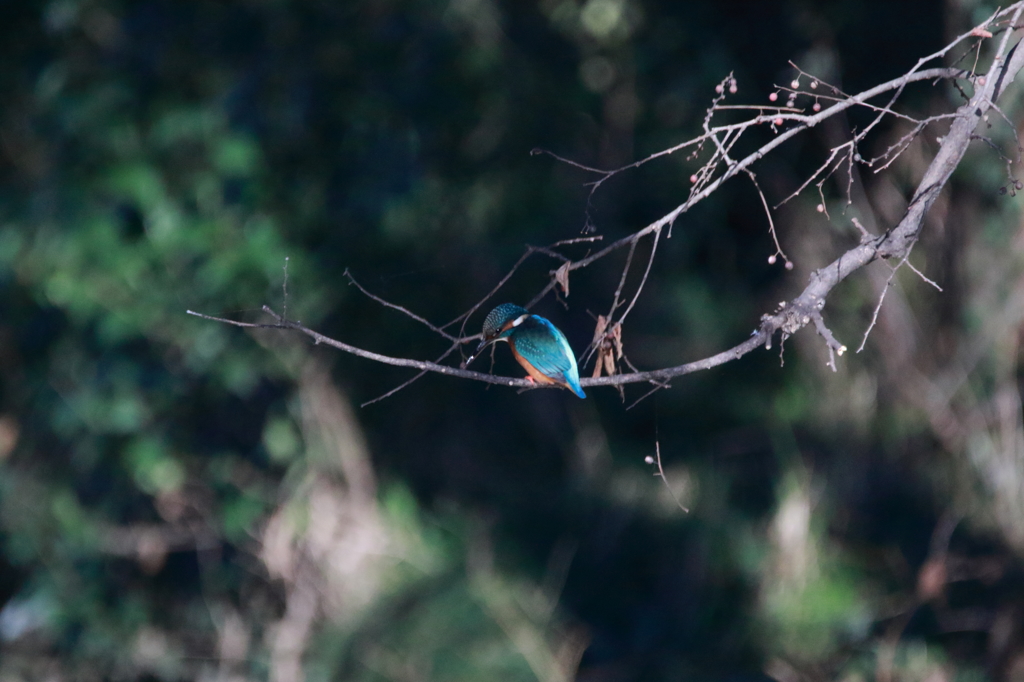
470;303;586;399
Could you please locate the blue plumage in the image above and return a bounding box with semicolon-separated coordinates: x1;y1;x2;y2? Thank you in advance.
475;304;586;399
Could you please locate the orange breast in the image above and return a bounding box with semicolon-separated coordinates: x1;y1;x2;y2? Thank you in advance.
509;341;559;385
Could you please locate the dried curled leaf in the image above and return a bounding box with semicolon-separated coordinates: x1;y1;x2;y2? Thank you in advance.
555;261;571;296
590;315;624;378
591;315;608;378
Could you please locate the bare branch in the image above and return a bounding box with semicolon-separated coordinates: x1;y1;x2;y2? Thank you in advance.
190;6;1024;401
188;307;532;388
542;67;971;285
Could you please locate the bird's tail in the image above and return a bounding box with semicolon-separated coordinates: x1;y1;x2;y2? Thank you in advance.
565;375;586;399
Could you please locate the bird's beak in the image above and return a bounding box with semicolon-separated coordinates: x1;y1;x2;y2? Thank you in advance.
463;335;493;367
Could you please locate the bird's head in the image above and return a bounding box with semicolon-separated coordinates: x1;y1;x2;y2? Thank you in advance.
476;303;529;352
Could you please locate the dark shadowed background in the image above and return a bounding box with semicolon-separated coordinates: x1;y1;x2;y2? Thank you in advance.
1;1;1023;680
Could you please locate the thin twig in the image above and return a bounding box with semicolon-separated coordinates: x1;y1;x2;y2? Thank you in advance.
361;342;462;407
906;258;943;291
345;268;457;341
618;227;661;326
646;441;689;513
611;240;638;316
445;237;602;343
745;170;788;263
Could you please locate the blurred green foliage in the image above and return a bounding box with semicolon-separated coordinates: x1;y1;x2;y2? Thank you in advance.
0;0;1022;680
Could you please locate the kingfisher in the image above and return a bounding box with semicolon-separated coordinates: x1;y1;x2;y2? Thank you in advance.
469;303;586;399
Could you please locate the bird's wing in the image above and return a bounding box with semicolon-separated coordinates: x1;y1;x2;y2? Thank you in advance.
513;316;578;382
